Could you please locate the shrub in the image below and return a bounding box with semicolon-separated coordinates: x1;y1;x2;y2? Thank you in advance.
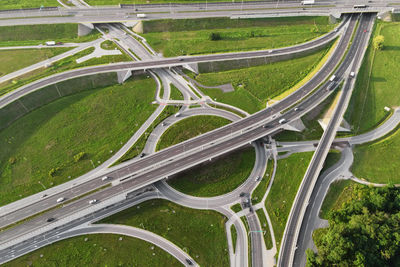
74;152;86;162
8;157;16;165
209;32;222;41
49;167;61;177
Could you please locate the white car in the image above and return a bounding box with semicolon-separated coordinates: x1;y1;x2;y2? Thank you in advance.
102;176;110;181
56;197;65;203
89;199;98;204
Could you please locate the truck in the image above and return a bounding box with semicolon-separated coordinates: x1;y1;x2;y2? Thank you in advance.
136;13;147;18
301;0;315;5
45;41;56;46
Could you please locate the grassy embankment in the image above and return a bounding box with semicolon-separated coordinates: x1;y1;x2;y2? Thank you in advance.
256;209;273;250
251;158;274;204
345;22;400;184
319;179;355;219
140;17;336;57
170;84;184;100
167;147;255;197
0;24;100;47
156;115;230;151
0;76;156;206
189;47;330;114
99;199;229;266
0;46;131;96
0;48;72;77
265;152;314;251
3;234;181;266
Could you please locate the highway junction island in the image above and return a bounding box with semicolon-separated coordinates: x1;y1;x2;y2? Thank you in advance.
1;0;400;266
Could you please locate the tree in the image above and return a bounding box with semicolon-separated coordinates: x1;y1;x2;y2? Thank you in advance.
209;32;222;41
373;35;385;50
307;185;400;266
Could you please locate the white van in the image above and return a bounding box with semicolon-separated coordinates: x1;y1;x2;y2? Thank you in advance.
56;197;65;203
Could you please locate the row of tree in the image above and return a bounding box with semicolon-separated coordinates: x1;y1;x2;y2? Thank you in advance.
307;185;400;266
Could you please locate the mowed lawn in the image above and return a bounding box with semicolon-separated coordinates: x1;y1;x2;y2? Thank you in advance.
141;17;336;57
156;115;231;151
167;147;255;197
192;48;328;113
0;48;72;77
265;152;313;250
0;76;157;206
346;22;400;134
0;0;59;10
352;127;400;184
99;199;230;266
3;234;181;266
0;24;100;47
345;22;400;184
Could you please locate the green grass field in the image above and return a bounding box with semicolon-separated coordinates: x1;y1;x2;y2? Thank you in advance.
251;158;274;204
265;152;313;250
170;84;184;100
320;150;341;174
0;24;100;47
0;0;59;10
352;126;400;184
256;209;273;250
99;199;229;267
140;17;335;57
231;225;237;253
0;46;131;96
167;147;255;197
0;47;72;77
231;203;242;213
3;234;181;266
319;179;353;219
156;115;231;151
0;76;156;206
191;48;329;113
345;22;400;134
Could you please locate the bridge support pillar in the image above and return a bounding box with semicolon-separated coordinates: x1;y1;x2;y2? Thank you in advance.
329;14;341;23
282;118;306;132
183;63;199;74
318;118;351;132
117;70;132;84
78;23;94;36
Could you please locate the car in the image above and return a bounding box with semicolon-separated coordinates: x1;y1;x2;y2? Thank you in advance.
263;124;270;128
279;118;287;124
255;176;262;182
249;207;254;213
140;153;146;158
89;199;98;204
56;42;63;45
350;71;355;78
102;176;110;181
294;107;300;111
268;50;273;53
46;218;55;222
42;194;47;198
56;197;65;203
240;192;246;197
185;259;193;265
334;28;338;32
364;29;367;33
178;58;184;61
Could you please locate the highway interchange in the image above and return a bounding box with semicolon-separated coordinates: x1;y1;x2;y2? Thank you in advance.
0;1;396;266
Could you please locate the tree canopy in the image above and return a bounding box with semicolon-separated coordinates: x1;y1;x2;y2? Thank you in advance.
307;185;400;267
373;35;385;50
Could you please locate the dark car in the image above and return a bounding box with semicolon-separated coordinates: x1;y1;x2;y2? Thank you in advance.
46;218;55;222
185;259;193;265
140;153;146;158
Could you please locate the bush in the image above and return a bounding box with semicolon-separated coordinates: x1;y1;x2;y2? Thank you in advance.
373;35;384;50
209;32;222;41
48;167;61;177
8;157;16;165
73;152;86;162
